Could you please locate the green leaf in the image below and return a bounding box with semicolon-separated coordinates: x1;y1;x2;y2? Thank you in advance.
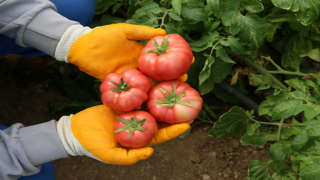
296;0;320;26
241;132;268;146
129;0;140;6
243;0;264;13
229;0;240;10
99;15;125;26
207;110;217;119
126;12;159;27
247;123;261;136
308;32;320;41
257;85;270;90
281;33;307;71
268;140;286;169
281;127;293;139
306;80;316;88
199;57;232;95
204;20;220;33
263;8;292;22
207;0;219;16
172;0;182;15
272;99;307;120
248;160;269;180
131;2;162;18
250;73;265;83
291;0;299;11
271;0;293;10
306;127;320;141
292;163;299;172
305;105;320;121
95;0;117;15
266;22;282;42
259;92;291;116
268;161;280;174
220;40;231;46
208;106;249;139
307;48;320;62
291;128;315;152
300;158;320;180
181;5;208;21
199;55;215;95
112;3;122;14
283;141;298;156
285;78;304;91
222;10;268;50
215;46;236;63
165;23;183;35
168;10;183;21
227;36;244;54
315;141;320;154
189;31;219;47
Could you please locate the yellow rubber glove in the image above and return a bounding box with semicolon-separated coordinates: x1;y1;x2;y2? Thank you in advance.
66;23;166;80
57;105;190;165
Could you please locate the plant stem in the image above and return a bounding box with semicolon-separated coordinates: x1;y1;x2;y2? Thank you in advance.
250;117;304;127
197;118;215;124
209;39;222;57
225;49;288;91
263;56;320;77
263;56;284;71
159;9;169;29
277;118;285;141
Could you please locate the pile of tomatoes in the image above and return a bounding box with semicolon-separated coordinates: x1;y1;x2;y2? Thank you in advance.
100;34;203;148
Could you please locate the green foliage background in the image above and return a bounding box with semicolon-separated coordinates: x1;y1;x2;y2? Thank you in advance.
67;0;320;179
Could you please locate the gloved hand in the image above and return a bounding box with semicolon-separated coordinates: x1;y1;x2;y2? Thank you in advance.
57;105;190;165
54;23;166;80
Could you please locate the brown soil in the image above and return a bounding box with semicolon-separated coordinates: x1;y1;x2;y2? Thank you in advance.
0;54;270;180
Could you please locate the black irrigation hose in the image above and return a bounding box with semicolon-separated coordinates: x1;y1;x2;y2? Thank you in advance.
217;80;260;112
217;80;272;120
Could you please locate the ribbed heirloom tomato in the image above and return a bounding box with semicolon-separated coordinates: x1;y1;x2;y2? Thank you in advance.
147;80;203;124
100;69;151;112
113;111;158;148
138;34;193;81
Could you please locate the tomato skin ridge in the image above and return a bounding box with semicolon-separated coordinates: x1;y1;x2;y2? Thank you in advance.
147;80;203;124
100;69;151;112
138;34;193;81
113;111;158;148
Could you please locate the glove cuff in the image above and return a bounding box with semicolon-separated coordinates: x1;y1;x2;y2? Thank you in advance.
54;25;92;62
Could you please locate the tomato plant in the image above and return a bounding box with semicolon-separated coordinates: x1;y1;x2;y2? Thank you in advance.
100;69;151;112
65;0;320;178
147;80;203;124
113;111;158;148
138;34;193;81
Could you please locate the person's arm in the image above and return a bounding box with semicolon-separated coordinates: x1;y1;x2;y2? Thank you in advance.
0;121;68;180
0;0;79;56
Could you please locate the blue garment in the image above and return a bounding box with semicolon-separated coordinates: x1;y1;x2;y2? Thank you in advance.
0;125;56;180
0;0;96;57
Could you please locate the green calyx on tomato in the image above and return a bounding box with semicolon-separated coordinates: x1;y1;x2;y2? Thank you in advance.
144;37;169;55
109;77;130;92
113;117;147;137
154;82;193;108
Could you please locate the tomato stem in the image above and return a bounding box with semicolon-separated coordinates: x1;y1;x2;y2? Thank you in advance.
154;82;193;108
113;117;147;138
144;37;170;55
109;77;131;92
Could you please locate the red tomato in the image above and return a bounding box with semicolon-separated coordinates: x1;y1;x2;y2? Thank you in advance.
147;80;203;124
100;69;151;112
113;111;158;148
138;34;193;81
